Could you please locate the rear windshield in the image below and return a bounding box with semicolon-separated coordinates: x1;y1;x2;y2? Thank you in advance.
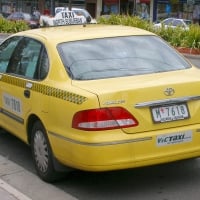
58;36;191;80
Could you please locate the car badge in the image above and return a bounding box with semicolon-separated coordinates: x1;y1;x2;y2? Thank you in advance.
164;88;175;96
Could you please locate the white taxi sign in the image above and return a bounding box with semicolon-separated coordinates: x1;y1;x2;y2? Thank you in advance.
52;11;86;26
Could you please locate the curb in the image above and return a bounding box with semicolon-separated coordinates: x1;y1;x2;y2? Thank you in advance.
0;33;11;37
182;53;200;59
0;178;32;200
0;154;77;200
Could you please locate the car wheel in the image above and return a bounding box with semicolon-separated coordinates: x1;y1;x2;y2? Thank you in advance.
31;121;58;182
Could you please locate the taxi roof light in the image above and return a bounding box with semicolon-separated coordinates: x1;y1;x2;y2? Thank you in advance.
72;107;138;131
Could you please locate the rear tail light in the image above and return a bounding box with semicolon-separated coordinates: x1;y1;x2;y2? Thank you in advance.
72;107;138;131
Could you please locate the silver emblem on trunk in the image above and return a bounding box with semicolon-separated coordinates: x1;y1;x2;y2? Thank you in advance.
164;88;175;96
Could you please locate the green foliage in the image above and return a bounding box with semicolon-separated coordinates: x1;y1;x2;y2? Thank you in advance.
98;14;151;30
1;14;199;49
98;15;200;49
181;24;200;49
0;17;29;33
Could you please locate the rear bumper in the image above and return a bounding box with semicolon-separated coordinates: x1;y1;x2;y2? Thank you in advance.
48;125;200;171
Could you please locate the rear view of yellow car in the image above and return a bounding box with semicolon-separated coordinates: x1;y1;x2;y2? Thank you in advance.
0;24;200;182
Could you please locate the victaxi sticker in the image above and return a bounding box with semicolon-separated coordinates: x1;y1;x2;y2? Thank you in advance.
156;130;192;146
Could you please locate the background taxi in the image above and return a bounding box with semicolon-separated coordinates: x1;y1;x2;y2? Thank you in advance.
0;24;200;182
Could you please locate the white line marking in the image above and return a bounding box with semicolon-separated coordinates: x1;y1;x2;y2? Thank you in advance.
0;178;32;200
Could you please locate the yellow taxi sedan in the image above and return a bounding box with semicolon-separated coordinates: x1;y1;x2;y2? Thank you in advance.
0;24;200;182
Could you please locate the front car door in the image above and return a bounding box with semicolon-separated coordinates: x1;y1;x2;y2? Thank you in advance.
0;36;48;142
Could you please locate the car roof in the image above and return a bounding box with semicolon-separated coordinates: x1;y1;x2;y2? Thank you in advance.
13;24;155;44
163;18;191;22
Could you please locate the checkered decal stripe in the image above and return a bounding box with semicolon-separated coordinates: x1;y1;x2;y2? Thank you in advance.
2;75;26;88
1;76;87;105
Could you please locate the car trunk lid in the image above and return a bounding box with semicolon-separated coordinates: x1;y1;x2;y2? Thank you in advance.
72;68;200;134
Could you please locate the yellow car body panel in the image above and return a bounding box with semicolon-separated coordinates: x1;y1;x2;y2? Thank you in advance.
13;24;155;44
48;127;200;171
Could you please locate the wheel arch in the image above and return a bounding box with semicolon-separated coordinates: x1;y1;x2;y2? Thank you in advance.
27;114;43;145
26;114;71;173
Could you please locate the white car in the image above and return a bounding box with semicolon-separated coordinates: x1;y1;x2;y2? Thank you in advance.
154;18;192;30
40;7;96;27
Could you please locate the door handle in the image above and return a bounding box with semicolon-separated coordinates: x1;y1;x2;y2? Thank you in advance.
24;90;30;98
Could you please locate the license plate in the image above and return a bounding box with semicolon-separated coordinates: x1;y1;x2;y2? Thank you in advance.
151;103;190;123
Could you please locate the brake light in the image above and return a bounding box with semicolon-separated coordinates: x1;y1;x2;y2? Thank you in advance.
72;107;138;131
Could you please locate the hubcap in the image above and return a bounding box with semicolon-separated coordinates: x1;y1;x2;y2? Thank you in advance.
33;130;49;173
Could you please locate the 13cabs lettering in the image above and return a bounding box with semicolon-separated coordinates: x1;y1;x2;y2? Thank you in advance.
3;93;22;115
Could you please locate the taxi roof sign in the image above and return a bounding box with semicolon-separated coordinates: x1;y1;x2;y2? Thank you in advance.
53;11;86;26
40;10;87;27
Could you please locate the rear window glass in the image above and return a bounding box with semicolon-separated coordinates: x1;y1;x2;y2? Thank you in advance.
58;36;191;80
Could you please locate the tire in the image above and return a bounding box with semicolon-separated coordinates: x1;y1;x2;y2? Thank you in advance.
31;121;59;182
